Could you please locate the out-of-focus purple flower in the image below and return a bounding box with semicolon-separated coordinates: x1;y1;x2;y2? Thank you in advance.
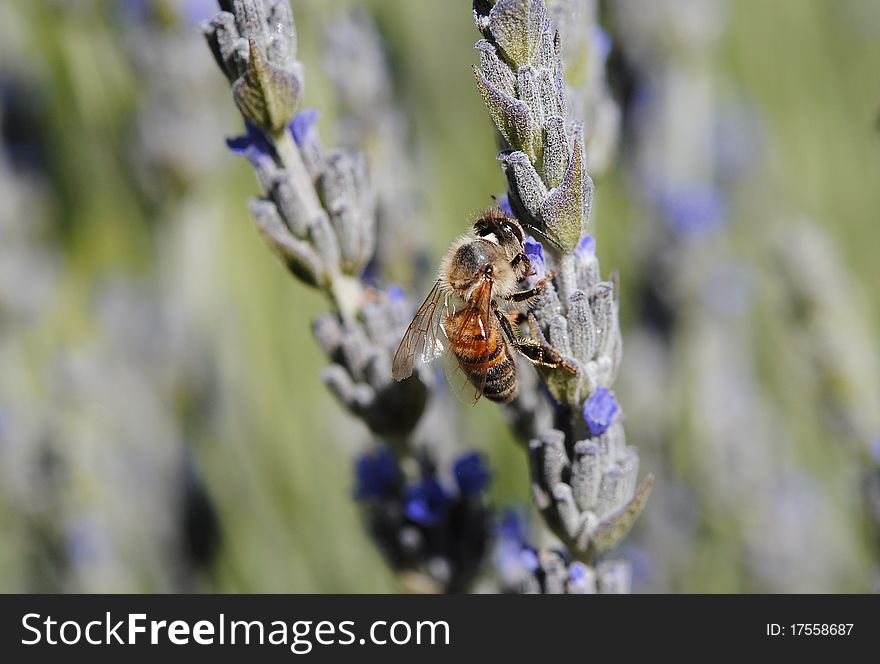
496;193;514;217
871;437;880;465
498;508;526;545
386;284;406;304
354;447;401;501
405;478;450;526
575;234;596;260
583;387;619;437
65;518;108;565
657;185;726;236
226;122;275;167
621;545;653;591
116;0;153;24
519;547;539;572
181;0;217;26
524;236;545;278
568;560;588;583
453;452;491;497
359;257;379;286
290;109;319;147
592;26;613;61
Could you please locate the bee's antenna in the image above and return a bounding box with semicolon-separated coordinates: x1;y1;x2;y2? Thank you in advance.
524;222;554;247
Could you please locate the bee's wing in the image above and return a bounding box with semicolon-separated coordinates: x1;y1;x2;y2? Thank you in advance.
442;277;494;405
392;280;446;381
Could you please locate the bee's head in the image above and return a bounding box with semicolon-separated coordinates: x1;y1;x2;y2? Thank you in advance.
473;209;530;280
474;209;525;253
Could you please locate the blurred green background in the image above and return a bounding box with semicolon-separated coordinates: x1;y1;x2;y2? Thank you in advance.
0;0;878;592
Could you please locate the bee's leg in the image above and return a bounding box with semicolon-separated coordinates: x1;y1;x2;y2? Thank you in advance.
494;309;578;375
505;271;556;305
514;339;578;375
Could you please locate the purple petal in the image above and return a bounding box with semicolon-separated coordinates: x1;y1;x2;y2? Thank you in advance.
582;387;619;437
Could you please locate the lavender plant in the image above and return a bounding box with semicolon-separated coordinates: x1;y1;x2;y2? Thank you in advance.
471;0;651;589
610;0;872;591
203;0;491;592
0;5;220;592
546;0;620;176
768;221;880;589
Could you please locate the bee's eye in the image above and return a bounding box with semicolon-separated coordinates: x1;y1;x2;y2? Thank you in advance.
502;220;524;244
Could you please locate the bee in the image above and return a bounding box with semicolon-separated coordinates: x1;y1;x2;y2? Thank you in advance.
391;208;577;403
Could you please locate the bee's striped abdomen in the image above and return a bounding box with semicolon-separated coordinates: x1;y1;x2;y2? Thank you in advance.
451;315;518;403
480;353;517;402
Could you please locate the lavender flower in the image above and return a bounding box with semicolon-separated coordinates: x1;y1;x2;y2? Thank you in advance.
354;446;401;501
574;234;595;259
523;235;546;278
546;0;621;175
472;0;651;582
656;185;727;235
356;452;491;592
453;452;492;497
583;387;618;436
204;0;491;592
225;120;274;166
494;508;630;593
405;479;450;527
289;109;319;147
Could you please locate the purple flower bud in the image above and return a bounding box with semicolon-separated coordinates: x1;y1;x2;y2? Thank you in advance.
592;26;613;61
568;560;589;583
524;236;545;278
498;508;526;545
658;185;726;236
519;548;539;572
496;193;514;217
872;437;880;465
405;478;450;526
226;121;274;167
453;452;491;497
116;0;152;23
575;234;596;260
290;109;319;146
353;447;400;501
386;284;406;304
583;387;619;437
181;0;216;26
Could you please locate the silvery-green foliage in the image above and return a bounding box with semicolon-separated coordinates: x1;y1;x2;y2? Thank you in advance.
473;0;649;583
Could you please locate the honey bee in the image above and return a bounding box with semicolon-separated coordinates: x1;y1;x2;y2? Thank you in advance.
392;208;577;403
